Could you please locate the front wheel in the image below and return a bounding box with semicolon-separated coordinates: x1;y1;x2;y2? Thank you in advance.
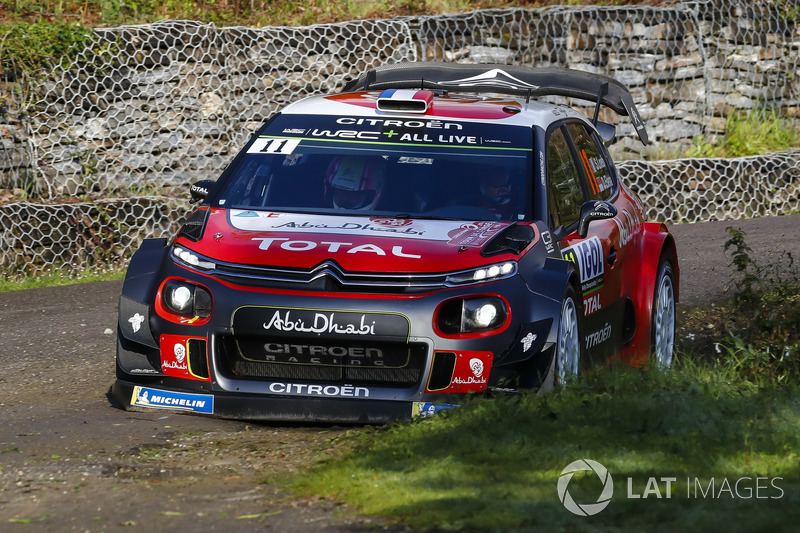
652;259;676;367
556;285;583;384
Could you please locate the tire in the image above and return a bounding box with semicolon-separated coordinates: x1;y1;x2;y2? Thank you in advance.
652;259;676;367
556;284;583;384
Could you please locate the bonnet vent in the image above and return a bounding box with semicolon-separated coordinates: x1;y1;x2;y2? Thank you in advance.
177;208;210;242
481;224;536;257
376;89;434;113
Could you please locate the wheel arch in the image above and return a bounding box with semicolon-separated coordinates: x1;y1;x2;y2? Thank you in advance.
619;222;679;364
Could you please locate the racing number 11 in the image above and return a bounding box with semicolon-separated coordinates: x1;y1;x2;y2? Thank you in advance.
247;138;300;154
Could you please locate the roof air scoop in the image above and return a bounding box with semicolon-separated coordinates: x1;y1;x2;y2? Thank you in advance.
377;89;434;113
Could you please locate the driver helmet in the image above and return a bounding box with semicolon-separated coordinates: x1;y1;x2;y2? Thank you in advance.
480;167;513;206
324;156;386;210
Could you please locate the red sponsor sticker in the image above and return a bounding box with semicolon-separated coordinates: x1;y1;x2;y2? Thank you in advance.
429;350;493;393
369;217;414;228
159;334;209;381
447;222;507;247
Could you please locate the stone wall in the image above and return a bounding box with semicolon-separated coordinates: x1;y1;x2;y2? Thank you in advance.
1;0;799;276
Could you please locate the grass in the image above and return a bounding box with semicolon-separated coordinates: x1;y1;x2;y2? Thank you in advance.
0;267;124;292
284;227;800;531
286;361;800;531
687;108;800;158
0;0;672;85
0;0;663;28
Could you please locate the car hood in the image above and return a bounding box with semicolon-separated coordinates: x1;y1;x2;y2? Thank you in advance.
181;209;537;273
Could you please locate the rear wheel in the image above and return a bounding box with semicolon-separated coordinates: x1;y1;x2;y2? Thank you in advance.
652;259;676;367
556;285;582;384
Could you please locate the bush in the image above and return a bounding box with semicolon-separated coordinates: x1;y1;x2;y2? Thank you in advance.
687;108;800;158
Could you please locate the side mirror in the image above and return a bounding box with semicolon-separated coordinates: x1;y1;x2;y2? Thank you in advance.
577;200;617;238
189;180;216;204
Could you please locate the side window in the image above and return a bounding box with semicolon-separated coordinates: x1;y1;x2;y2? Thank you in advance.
547;127;583;230
566;122;615;201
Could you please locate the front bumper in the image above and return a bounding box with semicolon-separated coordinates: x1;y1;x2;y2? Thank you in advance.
115;253;561;422
111;379;423;423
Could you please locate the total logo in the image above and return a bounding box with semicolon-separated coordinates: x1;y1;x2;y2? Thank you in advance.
251;237;421;259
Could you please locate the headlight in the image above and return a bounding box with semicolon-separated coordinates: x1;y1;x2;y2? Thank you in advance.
162;280;213;318
437;296;508;335
446;262;517;285
169;285;193;312
473;302;498;328
172;245;216;270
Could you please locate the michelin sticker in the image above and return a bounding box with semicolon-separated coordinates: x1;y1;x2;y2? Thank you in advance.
562;236;604;294
412;402;458;418
131;386;214;414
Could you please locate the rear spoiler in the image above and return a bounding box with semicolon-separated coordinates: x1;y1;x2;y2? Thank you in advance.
342;62;649;145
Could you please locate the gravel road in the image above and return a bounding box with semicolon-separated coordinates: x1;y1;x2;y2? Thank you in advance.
0;214;798;531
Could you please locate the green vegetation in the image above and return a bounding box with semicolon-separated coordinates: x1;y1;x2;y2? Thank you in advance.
0;0;657;28
287;361;800;531
687;108;800;158
0;0;684;79
0;267;124;292
0;21;92;75
285;229;800;531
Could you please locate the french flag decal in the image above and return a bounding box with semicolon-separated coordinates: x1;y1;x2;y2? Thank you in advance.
377;89;434;113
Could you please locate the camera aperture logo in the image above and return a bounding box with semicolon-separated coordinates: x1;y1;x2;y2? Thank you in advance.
557;459;614;516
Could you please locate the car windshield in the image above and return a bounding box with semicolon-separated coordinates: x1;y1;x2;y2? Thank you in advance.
213;114;533;222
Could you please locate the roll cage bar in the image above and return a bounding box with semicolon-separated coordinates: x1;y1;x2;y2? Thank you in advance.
342;61;649;145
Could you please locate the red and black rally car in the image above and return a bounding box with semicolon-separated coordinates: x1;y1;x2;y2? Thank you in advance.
112;62;678;422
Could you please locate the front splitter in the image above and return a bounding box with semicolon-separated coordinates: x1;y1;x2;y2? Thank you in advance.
111;379;424;424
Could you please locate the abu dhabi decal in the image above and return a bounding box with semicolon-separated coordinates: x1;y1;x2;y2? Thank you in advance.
233;307;410;341
229;212;510;243
266;218;424;236
264;309;378;336
429;351;493;393
451;354;490;387
615;208;640;248
159;334;209;381
131;386;213;414
164;341;188;371
562;236;604;294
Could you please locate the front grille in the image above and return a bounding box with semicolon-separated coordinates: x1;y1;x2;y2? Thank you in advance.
216;335;428;388
213;260;449;294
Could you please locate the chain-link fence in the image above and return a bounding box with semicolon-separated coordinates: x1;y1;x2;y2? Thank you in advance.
1;0;799;277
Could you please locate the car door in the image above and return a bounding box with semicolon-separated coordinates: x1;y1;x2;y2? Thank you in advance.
546;121;631;361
